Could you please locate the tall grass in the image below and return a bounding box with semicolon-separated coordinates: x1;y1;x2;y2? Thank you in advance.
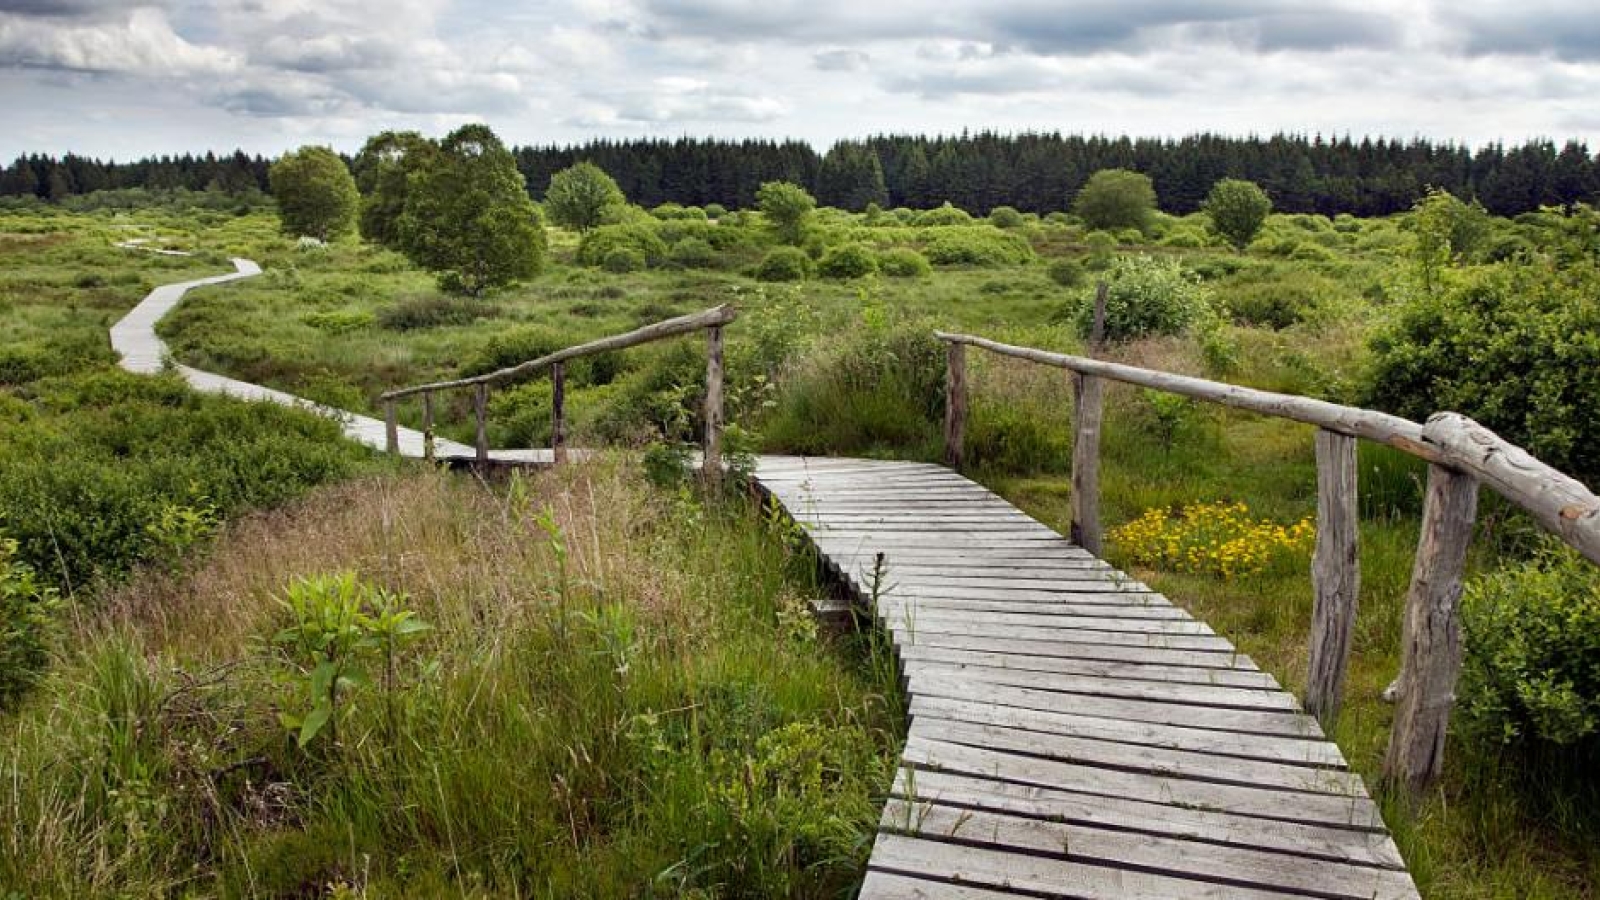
1;460;901;897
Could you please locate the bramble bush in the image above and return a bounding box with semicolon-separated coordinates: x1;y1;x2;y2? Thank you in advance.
1460;542;1600;756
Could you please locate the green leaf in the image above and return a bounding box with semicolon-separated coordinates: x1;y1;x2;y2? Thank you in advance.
298;703;332;747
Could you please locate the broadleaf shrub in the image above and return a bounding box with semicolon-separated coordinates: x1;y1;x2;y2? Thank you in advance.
755;247;812;282
576;224;667;268
817;243;877;279
921;227;1034;267
1069;254;1211;342
876;247;931;277
0;536;59;708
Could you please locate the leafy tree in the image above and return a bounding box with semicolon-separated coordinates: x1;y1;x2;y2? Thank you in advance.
268;145;359;240
1410;188;1491;291
1073;168;1157;234
1204;179;1272;248
544;162;626;232
756;181;816;245
352;131;434;248
398;124;546;296
816;142;888;211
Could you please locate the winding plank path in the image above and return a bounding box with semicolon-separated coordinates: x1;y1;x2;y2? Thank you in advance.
109;256;550;463
752;457;1420;900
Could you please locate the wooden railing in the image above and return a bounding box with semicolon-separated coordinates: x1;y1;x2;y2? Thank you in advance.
936;329;1600;795
380;304;737;479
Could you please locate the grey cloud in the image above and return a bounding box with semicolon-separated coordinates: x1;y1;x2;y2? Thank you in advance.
253;34;403;72
0;0;161;19
813;48;868;71
1455;5;1600;62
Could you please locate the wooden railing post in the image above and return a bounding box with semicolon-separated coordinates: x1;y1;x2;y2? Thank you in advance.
1384;462;1479;795
702;325;724;483
384;399;399;455
550;361;567;464
421;391;435;463
1307;429;1360;725
1069;282;1108;555
473;383;489;465
944;341;966;469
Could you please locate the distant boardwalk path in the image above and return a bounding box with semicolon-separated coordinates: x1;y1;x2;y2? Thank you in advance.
109;257;549;463
752;456;1420;900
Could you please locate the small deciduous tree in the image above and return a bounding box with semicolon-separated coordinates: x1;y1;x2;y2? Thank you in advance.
1072;168;1157;234
544;161;626;232
1204;178;1272;248
756;181;816;245
397;124;546;296
352;130;434;248
269;145;359;240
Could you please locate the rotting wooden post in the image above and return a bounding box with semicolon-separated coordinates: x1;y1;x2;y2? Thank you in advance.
422;391;435;463
383;399;399;455
702;325;724;483
551;361;567;465
1384;462;1479;796
473;383;489;466
1307;428;1360;726
944;341;966;469
1069;282;1108;555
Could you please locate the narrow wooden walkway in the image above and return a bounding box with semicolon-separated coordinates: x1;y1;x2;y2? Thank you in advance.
752;456;1420;900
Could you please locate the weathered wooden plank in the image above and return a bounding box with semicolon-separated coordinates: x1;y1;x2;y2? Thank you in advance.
1384;462;1479;795
945;340;966;469
421;390;435;463
383;399;399;455
889;769;1401;867
902;738;1382;828
1071;370;1104;555
900;660;1297;711
888;617;1235;651
880;605;1211;635
897;644;1279;689
880;801;1418;900
894;632;1257;672
875;595;1183;618
702;324;723;482
858;871;1023;900
1308;428;1359;725
473;382;489;464
550;360;567;464
910;696;1341;767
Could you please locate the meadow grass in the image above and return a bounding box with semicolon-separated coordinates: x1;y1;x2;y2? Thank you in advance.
1;459;903;897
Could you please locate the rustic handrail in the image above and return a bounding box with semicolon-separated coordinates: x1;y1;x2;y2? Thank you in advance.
936;328;1600;795
380;304;736;480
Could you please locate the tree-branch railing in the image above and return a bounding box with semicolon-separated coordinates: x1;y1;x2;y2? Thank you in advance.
379;304;737;478
935;329;1600;795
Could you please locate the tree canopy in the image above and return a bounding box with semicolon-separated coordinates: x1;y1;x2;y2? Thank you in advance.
543;161;626;232
352;131;434;248
268;145;358;240
756;181;816;245
1204;178;1273;248
1073;168;1157;234
396;124;546;296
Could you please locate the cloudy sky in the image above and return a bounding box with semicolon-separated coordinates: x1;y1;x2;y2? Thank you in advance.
3;0;1599;160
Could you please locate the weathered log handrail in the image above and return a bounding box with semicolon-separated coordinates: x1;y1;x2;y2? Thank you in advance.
380;304;737;479
936;328;1600;795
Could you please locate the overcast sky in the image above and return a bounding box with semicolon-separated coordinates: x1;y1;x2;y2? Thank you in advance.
3;0;1600;160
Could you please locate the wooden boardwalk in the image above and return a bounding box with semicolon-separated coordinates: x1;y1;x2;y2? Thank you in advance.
752;456;1420;900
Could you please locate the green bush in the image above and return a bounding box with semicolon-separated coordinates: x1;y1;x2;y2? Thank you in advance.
987;206;1025;229
1073;169;1156;234
1047;258;1085;288
755;247;812;282
922;227;1034;267
877;247;931;277
817;243;877;279
576;224;668;268
1461;543;1600;754
0;536;58;708
1204;178;1272;248
703;203;728;220
1068;254;1210;342
668;237;717;269
1366;262;1600;483
377;294;498;331
1222;279;1320;329
298;309;374;334
913;202;973;227
603;247;646;273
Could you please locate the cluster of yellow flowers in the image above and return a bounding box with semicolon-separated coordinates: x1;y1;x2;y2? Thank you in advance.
1110;501;1315;579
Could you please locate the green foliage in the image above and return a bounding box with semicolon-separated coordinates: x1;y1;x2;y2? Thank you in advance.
351;130;432;248
668;236;717;269
1205;178;1272;248
396;124;546;296
913;202;973;227
817;243;878;279
576;223;668;268
376;294;497;331
1366;261;1600;483
298;309;374;334
1069;254;1210;342
987;205;1025;228
756;181;816;245
1047;257;1085;287
274;572;430;748
876;247;931;277
703;202;728;220
1410;188;1492;290
921;226;1034;267
1073;168;1157;234
0;536;59;708
603;247;646;273
755;246;813;282
1461;543;1600;754
815;142;888;211
544;162;626;233
268;145;359;241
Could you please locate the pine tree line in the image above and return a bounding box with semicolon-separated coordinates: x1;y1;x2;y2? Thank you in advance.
6;132;1598;218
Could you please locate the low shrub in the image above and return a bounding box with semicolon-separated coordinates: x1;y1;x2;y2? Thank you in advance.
668;237;718;269
817;243;877;279
922;227;1034;267
1047;257;1085;288
877;247;931;277
298;309;374;334
377;294;497;331
1067;254;1211;342
987;206;1025;229
703;203;728;220
913;203;973;227
0;536;59;708
755;247;812;282
576;224;668;268
603;248;647;273
1461;542;1600;756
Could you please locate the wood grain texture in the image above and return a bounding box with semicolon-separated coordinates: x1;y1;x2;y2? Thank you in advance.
944;340;966;469
1308;428;1360;725
551;360;567;464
